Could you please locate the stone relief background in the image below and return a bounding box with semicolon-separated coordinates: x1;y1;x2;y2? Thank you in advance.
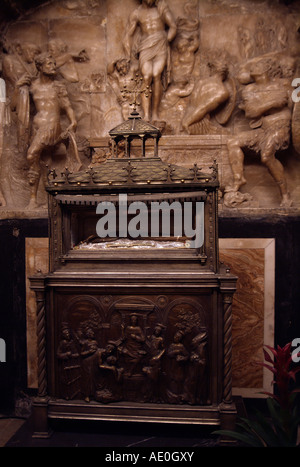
0;0;299;213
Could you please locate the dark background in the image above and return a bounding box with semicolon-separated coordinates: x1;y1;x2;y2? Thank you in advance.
0;214;299;414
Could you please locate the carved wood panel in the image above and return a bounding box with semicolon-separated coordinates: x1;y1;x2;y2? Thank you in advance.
52;292;213;405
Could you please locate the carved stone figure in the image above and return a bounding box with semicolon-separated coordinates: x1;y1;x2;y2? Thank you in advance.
181;54;234;134
107;58;140;120
159;79;194;115
124;0;177;122
25;53;78;209
0;0;298;213
237;26;255;59
2;41;41;151
158;19;199;129
170;18;199;84
224;59;293;208
47;38;89;83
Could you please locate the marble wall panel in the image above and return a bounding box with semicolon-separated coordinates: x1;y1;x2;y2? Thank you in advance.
219;238;275;398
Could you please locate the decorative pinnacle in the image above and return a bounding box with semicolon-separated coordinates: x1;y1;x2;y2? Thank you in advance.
122;160;136;183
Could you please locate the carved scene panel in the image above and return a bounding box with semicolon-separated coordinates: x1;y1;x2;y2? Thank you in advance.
53;291;212;405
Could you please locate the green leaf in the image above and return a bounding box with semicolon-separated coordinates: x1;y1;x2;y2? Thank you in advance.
252;410;283;446
212;430;265;447
236;417;278;447
266;398;282;426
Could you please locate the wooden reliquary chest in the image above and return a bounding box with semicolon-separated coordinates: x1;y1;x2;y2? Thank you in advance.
29;112;237;438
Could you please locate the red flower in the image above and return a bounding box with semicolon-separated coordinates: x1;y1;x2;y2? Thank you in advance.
258;342;300;410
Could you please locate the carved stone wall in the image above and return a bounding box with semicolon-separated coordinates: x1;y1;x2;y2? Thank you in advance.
0;0;299;213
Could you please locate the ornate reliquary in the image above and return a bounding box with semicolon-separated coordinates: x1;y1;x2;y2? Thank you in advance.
30;111;237;438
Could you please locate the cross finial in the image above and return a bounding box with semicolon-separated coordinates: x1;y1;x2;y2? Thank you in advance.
46;166;57;184
163;164;175;183
190;163;202;182
122;160;136;183
121;73;152;114
61;167;72;184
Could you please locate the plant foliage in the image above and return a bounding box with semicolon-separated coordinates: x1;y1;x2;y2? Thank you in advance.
213;342;300;447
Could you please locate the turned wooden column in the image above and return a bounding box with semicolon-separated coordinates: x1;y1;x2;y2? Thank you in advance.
29;274;52;438
222;292;234;406
219;274;237;439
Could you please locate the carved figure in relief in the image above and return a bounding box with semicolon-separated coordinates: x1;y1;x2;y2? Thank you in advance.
184;330;208;405
124;0;177;122
166;331;189;403
159;20;199;114
2;41;41;151
57;324;81;400
107;58;140;120
224;59;293;208
24;53;78;209
47;38;89;83
95;343;124;403
159;79;194;113
170;18;199;85
143;324;165;401
81;70;105;93
181;55;235;134
79;325;99;401
147;324;165;358
118;314;146;376
237;26;255;59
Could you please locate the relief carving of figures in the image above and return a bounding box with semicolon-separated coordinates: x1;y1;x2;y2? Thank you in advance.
142;324;165;401
166;331;189;403
2;41;41;152
254;16;288;55
57;323;81;400
107;58;140;120
181;51;236;135
25;53;79;209
183;330;208;405
158;17;199;132
224;57;295;208
237;27;256;60
47;38;89;83
124;0;177;122
79;324;99;401
170;18;199;85
0;0;298;212
95;342;124;403
56;297;210;406
117;313;147;376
